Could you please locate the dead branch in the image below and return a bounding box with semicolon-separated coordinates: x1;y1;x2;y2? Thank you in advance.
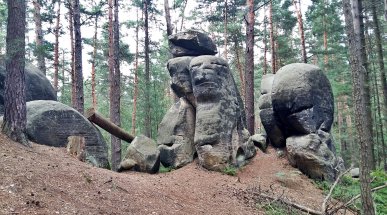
322;166;353;213
255;192;323;215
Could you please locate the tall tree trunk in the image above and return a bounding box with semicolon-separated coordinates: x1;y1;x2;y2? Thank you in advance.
356;0;375;170
263;7;268;75
337;101;349;165
91;15;98;110
109;0;121;172
233;37;245;101
32;0;46;75
61;49;65;103
68;0;76;109
163;0;173;36
293;0;307;63
73;0;84;114
144;0;152;137
2;0;29;146
371;0;387;147
343;0;376;213
244;0;255;134
53;0;61;96
131;9;140;136
223;0;228;59
269;1;276;73
385;0;387;20
373;66;385;169
179;0;188;31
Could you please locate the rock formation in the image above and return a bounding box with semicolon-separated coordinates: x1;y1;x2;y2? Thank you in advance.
119;135;160;174
158;30;256;171
26;100;109;168
0;63;57;114
258;63;344;181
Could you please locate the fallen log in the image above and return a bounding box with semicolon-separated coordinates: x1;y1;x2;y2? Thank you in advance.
85;108;134;143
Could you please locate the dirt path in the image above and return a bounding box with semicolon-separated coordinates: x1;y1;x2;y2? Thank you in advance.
0;134;329;215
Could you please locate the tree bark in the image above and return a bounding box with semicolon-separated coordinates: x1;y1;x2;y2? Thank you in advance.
343;0;376;213
371;0;387;164
223;0;228;59
355;0;375;170
54;0;61;96
163;0;173;36
131;8;140;136
144;0;152;137
263;7;268;75
233;37;245;101
32;0;46;75
86;108;134;143
293;0;307;63
91;15;98;110
244;0;255;134
73;0;84;114
2;0;29;146
269;1;276;73
67;0;76;108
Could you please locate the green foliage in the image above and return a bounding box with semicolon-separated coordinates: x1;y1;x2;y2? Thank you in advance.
222;165;238;176
314;170;387;214
159;164;174;173
259;202;300;215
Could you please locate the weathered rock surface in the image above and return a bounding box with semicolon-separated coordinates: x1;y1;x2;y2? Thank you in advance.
119;135;160;174
259;108;285;148
26;100;109;168
350;168;360;178
169;30;217;57
260;74;275;95
286;133;344;181
272;63;334;135
250;133;267;152
157;98;196;168
0;63;57;114
190;55;256;171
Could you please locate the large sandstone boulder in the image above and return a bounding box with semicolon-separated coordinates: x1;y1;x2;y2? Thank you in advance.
157;98;196;168
272;63;334;135
119;135;160;174
190;55;256;171
26;100;109;168
0;64;57;114
169;30;217;57
286;132;344;181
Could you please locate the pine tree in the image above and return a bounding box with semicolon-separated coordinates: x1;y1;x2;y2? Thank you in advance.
73;0;84;114
2;0;29;146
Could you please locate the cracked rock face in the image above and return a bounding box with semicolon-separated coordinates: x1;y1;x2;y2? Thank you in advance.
168;30;217;57
190;55;255;171
271;63;334;135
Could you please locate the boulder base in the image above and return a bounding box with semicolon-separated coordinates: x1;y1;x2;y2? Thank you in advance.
286;134;344;181
119;135;160;174
26;100;108;168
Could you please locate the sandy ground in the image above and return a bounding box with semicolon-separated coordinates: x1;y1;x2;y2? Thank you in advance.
0;133;338;215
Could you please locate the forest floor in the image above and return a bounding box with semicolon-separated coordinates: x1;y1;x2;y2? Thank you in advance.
0;133;347;215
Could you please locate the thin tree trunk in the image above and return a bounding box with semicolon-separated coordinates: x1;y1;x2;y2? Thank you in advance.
371;0;387;159
144;0;152;137
269;1;276;73
68;0;76;109
91;15;98;110
109;0;121;172
263;7;268;75
373;66;385;169
131;8;140;136
223;0;228;59
343;0;376;213
163;0;173;36
53;0;61;96
233;37;245;101
2;0;29;146
73;0;84;114
179;0;188;31
245;0;255;134
108;0;116;169
293;0;307;63
32;0;46;75
356;0;375;170
61;49;65;103
385;0;387;20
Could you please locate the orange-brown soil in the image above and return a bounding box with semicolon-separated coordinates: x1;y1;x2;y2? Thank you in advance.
0;134;335;215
